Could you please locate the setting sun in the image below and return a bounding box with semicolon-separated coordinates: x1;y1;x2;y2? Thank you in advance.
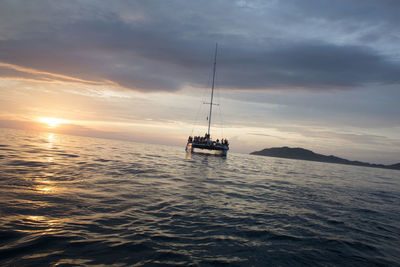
39;117;68;128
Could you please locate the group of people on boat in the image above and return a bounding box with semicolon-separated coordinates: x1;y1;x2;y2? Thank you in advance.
187;133;229;147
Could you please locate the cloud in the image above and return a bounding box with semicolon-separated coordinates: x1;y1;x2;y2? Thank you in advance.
0;0;399;92
220;84;400;129
217;42;400;90
0;62;108;85
273;125;400;149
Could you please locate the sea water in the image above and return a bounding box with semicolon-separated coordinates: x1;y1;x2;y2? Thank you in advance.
0;128;399;266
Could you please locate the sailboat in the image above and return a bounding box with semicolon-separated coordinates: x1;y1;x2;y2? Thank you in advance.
185;44;229;156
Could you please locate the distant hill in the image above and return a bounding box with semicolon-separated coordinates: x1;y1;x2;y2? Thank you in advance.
388;163;400;170
250;147;400;171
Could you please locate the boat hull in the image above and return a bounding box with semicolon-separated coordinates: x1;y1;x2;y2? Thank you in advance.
186;142;228;156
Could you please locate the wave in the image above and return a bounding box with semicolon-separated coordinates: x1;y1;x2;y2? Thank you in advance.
0;129;399;265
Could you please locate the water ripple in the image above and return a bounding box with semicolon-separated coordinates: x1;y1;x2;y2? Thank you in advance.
0;128;399;266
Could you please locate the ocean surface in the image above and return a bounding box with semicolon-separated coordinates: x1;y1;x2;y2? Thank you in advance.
0;128;399;266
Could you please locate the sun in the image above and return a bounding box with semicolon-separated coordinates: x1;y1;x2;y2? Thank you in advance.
39;117;68;128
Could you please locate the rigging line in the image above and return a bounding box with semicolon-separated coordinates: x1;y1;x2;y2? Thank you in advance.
213;56;225;139
190;98;203;136
189;44;219;137
215;77;225;139
190;63;212;136
207;43;218;136
220;106;225;138
190;75;211;136
191;88;209;135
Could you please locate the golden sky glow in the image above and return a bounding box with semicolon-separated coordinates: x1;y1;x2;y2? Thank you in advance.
1;74;399;164
0;50;399;166
39;117;69;128
1;1;400;165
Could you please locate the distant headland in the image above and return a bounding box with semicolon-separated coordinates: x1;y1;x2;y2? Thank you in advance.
250;147;400;171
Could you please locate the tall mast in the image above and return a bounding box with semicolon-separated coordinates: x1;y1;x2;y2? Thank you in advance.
208;43;218;137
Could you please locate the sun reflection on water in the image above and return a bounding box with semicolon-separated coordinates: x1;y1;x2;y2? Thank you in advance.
24;215;64;234
34;178;57;193
46;133;57;163
27;215;46;221
47;133;55;148
1;129;400;265
36;186;53;192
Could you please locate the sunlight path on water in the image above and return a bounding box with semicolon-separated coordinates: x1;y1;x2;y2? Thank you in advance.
0;128;399;266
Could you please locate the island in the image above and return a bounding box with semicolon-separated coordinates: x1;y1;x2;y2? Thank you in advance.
250;147;400;170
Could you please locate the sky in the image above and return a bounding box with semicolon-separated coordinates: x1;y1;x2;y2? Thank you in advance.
0;0;399;164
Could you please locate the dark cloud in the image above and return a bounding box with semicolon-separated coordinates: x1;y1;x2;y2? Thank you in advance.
217;43;400;89
0;0;399;92
220;84;400;129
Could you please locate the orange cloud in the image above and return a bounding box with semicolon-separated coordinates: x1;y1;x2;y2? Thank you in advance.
0;62;116;86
